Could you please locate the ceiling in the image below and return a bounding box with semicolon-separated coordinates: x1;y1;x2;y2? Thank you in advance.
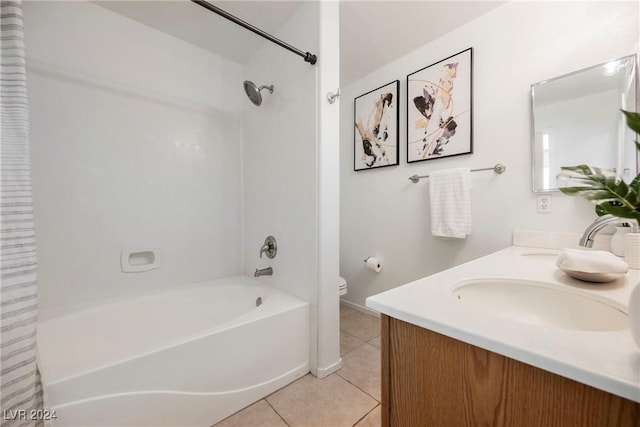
339;1;503;84
95;1;504;86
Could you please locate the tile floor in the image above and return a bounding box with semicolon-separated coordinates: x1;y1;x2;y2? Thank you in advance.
214;304;381;427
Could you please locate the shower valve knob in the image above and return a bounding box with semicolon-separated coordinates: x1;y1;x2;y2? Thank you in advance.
259;236;277;259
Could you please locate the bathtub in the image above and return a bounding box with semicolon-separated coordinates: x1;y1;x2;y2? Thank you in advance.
37;276;310;426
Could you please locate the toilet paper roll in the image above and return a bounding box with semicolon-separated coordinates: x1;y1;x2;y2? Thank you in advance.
366;257;382;273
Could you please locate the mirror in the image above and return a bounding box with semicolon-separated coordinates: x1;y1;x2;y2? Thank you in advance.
531;54;638;192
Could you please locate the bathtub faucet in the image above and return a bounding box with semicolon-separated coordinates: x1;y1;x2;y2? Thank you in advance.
254;267;273;277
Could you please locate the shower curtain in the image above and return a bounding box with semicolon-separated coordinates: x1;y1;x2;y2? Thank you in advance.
0;1;45;425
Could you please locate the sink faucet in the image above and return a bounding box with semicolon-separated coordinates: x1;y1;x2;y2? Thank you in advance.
579;214;638;248
254;267;273;277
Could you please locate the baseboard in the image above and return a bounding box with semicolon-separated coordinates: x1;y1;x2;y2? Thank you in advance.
315;358;342;379
339;299;380;318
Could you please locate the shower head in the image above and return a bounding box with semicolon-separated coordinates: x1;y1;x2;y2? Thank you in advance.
243;80;274;106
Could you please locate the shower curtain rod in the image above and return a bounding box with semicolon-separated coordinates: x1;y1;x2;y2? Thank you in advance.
191;0;318;65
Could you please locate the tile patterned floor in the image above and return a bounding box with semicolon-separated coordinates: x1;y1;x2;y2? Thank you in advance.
214;304;381;427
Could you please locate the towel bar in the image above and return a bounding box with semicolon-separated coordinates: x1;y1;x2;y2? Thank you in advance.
408;163;506;183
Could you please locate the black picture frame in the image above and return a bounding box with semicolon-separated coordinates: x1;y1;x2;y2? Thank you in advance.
354;80;400;171
406;47;473;163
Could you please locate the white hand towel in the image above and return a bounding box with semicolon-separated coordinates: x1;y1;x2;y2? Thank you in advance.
429;167;471;239
556;248;629;274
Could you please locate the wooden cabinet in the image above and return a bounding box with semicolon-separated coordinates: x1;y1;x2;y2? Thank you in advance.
381;315;640;427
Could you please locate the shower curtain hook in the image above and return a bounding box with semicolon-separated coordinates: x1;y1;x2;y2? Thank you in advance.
327;88;341;104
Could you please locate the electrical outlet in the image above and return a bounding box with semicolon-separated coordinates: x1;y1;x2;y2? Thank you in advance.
537;194;551;214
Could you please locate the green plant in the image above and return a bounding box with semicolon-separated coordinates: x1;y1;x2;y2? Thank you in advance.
558;110;640;221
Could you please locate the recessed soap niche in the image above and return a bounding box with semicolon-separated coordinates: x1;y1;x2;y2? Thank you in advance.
121;249;159;273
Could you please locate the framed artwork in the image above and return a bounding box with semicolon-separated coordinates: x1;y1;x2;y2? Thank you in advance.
407;48;473;163
354;80;399;171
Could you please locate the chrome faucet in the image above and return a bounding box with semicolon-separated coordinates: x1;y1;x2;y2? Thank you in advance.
579;214;638;248
254;267;273;277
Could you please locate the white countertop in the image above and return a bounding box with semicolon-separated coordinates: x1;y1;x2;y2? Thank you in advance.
366;245;640;403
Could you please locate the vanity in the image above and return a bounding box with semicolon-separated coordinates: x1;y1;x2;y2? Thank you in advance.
366;235;640;426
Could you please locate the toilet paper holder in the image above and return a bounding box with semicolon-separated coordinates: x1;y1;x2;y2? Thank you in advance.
363;256;383;272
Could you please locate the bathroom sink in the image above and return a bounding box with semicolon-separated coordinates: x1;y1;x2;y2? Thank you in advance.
452;278;628;331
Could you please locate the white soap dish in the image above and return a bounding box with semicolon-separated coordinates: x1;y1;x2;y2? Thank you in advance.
558;267;624;283
121;249;159;273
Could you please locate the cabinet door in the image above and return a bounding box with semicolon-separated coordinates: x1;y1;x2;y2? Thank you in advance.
381;315;640;427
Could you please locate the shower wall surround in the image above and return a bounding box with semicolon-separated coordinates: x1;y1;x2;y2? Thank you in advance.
24;1;244;318
241;2;342;376
242;2;319;304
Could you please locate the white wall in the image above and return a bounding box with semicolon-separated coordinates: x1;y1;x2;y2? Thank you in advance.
340;1;639;308
25;1;244;318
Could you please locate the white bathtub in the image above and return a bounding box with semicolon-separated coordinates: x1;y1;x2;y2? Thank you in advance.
37;276;310;426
